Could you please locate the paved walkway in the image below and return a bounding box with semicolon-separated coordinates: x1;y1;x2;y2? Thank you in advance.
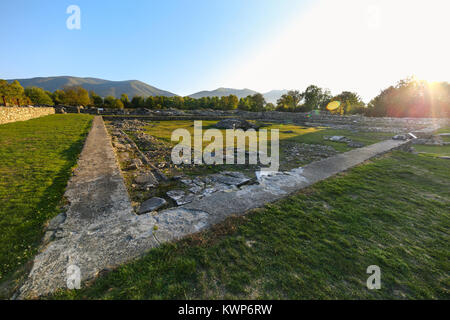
18;117;411;298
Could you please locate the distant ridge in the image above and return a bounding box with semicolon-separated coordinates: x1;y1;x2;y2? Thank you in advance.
188;87;288;104
188;87;258;99
6;76;177;98
263;89;288;104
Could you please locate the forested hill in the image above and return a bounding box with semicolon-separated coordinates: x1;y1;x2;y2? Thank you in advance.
7;76;177;98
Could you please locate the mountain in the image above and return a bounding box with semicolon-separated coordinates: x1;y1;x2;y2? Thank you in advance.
7;76;177;98
263;89;288;104
188;87;288;104
188;87;258;99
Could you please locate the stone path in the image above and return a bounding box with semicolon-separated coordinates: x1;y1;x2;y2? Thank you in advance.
18;116;412;298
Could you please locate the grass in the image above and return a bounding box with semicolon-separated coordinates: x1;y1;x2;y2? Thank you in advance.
141;120;394;174
0;114;93;290
51;150;449;299
414;125;450;157
143;120;393;152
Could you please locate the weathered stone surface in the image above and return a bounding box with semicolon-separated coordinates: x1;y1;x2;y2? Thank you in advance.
135;172;158;186
214;118;256;130
327;135;346;142
209;172;251;186
167;190;195;205
0;107;55;125
347;141;365;148
392;134;409;140
139;197;167;214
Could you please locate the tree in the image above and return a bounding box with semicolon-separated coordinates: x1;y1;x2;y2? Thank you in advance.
366;78;449;117
24;87;53;105
276;90;302;111
120;94;130;108
238;97;251;111
131;96;145;108
52;89;66;105
90;91;103;107
62;86;90;106
299;85;331;112
0;80;27;105
114;99;124;109
330;91;365;115
104;96;116;108
265;102;275;111
249;93;266;111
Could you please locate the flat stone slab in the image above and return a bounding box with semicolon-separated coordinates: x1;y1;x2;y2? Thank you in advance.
139;197;167;214
18;119;412;299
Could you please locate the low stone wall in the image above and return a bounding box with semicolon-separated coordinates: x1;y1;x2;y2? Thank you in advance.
0;107;55;125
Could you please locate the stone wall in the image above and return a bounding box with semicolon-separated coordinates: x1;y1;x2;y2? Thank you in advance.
0;107;55;125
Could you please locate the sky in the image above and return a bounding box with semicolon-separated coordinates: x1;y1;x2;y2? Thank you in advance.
0;0;448;102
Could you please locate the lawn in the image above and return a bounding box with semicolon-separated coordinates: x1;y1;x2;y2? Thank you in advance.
0;114;92;291
143;120;393;152
413;125;450;157
139;120;395;174
52;150;449;299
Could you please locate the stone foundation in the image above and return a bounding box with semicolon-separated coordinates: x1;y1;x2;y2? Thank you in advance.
0;107;55;125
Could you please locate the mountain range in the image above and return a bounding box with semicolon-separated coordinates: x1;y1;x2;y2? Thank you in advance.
188;87;288;104
7;76;176;98
6;76;288;103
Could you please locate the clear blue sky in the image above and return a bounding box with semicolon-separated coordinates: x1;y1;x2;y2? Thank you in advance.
1;0;448;100
0;0;310;95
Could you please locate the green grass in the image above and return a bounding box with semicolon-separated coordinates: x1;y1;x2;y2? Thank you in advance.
141;120;394;174
0;114;93;286
414;125;450;157
143;121;392;152
143;120;320;149
52;150;449;299
414;145;450;157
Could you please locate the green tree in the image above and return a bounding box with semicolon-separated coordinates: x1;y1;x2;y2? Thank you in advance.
114;99;124;109
366;78;449;117
90;91;103;107
300;85;332;112
62;86;90;106
104;96;116;108
330;91;365;115
131;96;146;108
276;90;302;111
249;93;266;111
24;87;54;105
51;90;66;105
120;94;130;108
238;97;251;111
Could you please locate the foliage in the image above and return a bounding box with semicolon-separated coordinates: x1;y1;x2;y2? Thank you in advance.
24;87;53;105
276;86;332;112
329;91;366;115
61;86;91;106
0;80;28;105
366;77;450;117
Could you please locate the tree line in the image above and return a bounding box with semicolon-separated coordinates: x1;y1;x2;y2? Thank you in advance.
0;78;448;117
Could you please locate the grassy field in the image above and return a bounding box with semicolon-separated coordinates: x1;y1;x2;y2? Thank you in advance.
0;114;92;290
143;120;393;152
140;120;395;175
413;125;450;157
52;150;449;299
